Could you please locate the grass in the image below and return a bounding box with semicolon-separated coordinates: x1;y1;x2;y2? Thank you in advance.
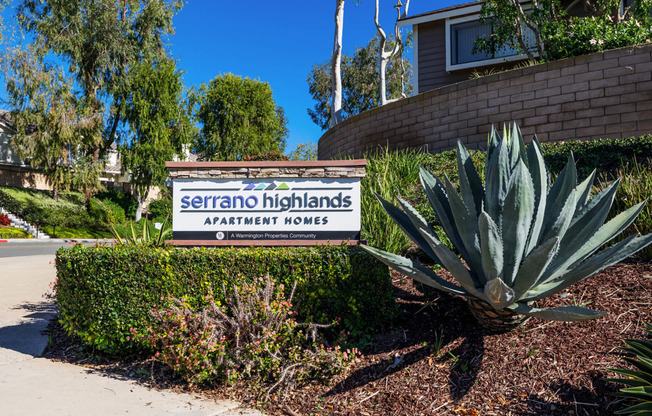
41;226;113;239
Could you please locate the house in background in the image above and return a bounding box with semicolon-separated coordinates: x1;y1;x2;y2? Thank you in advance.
397;0;597;94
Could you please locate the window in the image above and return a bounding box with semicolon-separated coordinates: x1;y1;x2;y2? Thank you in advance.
446;15;537;71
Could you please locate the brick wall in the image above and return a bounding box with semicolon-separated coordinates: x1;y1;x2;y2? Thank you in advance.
318;43;652;160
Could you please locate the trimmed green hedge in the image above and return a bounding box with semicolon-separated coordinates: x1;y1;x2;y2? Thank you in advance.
55;245;395;353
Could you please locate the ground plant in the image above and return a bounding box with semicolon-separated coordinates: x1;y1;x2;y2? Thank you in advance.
0;213;11;226
0;227;32;238
139;277;356;389
363;124;652;331
608;321;652;415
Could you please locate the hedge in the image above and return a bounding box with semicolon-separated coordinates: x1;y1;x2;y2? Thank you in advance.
55;245;395;353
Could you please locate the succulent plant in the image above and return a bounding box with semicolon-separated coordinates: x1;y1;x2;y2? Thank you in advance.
362;124;652;331
608;321;652;415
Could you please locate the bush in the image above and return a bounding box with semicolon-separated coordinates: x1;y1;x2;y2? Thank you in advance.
95;188;138;219
140;277;355;386
0;213;11;226
88;198;126;224
0;227;32;238
146;198;172;222
242;151;289;161
55;245;395;353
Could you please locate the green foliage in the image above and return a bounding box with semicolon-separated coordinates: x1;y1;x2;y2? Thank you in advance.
95;188;138;219
0;227;33;238
539;135;652;179
608;321;652;415
110;216;171;246
361;147;437;254
15;0;184;152
0;186;94;228
139;277;355;385
88;198;126;224
287;143;318;161
120;58;193;210
194;73;288;161
545;15;652;61
41;225;111;238
146;198;172;222
54;245;394;353
475;0;652;62
600;158;652;260
307;34;412;130
363;124;652;327
2;47;92;198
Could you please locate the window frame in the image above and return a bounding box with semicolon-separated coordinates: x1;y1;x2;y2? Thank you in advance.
445;13;534;72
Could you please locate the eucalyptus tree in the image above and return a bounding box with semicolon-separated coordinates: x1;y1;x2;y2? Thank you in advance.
374;0;409;105
3;47;93;200
15;0;184;157
308;35;412;129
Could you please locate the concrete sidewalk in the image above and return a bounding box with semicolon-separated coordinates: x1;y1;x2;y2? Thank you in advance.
0;255;263;416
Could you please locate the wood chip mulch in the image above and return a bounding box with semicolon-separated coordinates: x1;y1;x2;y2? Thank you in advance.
43;262;652;416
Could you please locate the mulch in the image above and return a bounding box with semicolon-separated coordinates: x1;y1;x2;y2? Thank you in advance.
43;261;652;416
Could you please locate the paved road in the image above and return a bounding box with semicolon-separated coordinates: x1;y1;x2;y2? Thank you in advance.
0;239;109;257
0;253;263;416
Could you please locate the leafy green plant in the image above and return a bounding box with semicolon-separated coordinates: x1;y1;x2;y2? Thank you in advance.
0;227;33;238
146;198;172;222
110;215;171;246
54;245;394;353
363;124;652;331
608;321;652;415
88;197;126;224
601;158;652;261
140;277;356;387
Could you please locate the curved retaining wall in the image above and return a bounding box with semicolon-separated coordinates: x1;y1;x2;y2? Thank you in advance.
318;44;652;159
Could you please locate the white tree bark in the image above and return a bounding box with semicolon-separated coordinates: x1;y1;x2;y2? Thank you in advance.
375;0;410;106
331;0;345;127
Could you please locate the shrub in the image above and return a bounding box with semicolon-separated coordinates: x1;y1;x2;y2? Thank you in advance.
140;277;355;386
88;198;126;224
0;213;11;226
0;227;33;238
146;198;172;222
95;188;138;219
55;245;394;353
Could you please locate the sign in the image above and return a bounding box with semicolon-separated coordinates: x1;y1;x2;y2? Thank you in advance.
172;177;361;242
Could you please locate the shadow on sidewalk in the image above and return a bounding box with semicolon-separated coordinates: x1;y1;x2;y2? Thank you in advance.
1;300;57;357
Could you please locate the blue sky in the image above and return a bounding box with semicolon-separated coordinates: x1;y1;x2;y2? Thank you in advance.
2;0;459;153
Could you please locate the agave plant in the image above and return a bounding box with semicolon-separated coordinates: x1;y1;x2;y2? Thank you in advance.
608;321;652;415
110;215;172;247
362;124;652;331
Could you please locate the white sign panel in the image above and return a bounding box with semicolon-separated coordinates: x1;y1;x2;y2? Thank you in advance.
172;177;361;241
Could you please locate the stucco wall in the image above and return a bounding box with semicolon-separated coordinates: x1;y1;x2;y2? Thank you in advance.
318;43;652;160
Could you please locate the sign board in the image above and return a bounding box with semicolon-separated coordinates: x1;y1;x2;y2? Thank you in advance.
172;177;361;243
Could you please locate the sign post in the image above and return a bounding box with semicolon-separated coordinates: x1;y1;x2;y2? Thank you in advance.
165;160;366;246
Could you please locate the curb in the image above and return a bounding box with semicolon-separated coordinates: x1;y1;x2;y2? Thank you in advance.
0;239;115;244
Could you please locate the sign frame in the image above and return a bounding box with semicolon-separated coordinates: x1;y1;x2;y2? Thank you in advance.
165;160;366;247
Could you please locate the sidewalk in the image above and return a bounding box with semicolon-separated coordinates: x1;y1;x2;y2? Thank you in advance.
0;255;263;416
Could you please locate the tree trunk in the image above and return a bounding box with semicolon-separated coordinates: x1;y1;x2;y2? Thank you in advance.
52;186;59;201
135;192;145;222
375;0;409;106
331;0;345;127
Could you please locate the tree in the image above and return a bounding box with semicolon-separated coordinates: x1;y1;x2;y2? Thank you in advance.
474;0;652;62
308;35;412;130
331;0;346;127
120;59;193;220
374;0;410;105
194;74;288;161
287;143;318;161
16;0;184;158
3;48;95;200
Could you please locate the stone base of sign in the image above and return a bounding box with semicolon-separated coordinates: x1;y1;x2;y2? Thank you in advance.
165;160;366;247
